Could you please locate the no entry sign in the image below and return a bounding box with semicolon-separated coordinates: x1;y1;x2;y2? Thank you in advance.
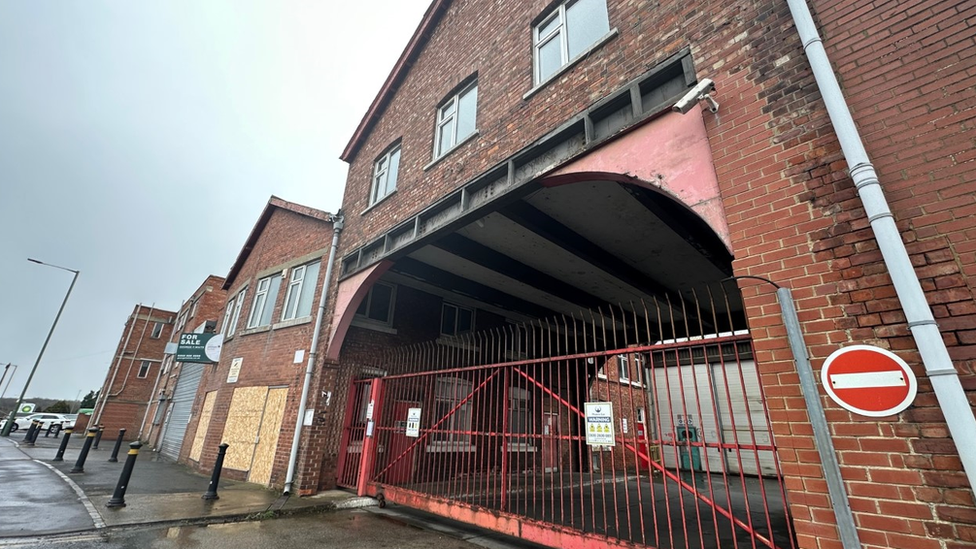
820;345;917;417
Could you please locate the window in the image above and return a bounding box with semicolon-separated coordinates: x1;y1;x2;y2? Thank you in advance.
355;282;396;325
432;377;473;449
370;144;401;206
150;321;164;339
441;303;474;337
509;387;533;448
162;355;173;375
190;299;199;319
534;0;610;84
137;360;152;378
617;355;629;382
434;81;478;158
223;288;246;337
281;261;320;321
177;311;188;331
247;274;282;328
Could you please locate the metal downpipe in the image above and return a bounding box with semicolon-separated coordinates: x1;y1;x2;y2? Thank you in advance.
785;0;976;492
283;212;344;495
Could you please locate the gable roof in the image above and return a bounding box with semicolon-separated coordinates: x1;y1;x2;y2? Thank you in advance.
340;0;451;162
223;196;333;290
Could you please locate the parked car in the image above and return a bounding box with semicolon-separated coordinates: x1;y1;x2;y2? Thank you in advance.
62;414;78;429
1;413;73;432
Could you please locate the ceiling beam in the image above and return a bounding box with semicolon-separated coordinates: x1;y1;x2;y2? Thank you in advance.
620;184;734;276
391;257;559;320
431;233;610;311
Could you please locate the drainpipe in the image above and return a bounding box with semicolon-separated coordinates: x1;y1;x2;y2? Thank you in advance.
785;0;976;491
94;304;142;424
283;212;344;495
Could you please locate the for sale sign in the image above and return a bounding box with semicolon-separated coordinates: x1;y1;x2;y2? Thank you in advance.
821;345;917;417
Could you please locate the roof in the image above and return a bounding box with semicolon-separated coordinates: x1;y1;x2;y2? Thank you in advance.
340;0;451;162
223;196;334;290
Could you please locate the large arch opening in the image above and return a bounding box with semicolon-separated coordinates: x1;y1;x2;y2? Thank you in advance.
328;174;795;549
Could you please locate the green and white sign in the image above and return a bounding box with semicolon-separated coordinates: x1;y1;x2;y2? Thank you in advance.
175;333;224;363
19;402;36;414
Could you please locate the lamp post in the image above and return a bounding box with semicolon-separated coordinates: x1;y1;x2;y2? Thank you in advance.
0;364;17;402
1;259;79;437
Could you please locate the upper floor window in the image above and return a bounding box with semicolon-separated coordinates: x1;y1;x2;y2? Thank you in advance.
150;321;164;339
534;0;610;84
247;273;282;328
434;81;478;159
137;360;152;378
176;311;188;331
370;143;401;206
281;261;321;321
355;282;396;326
223;288;246;337
441;302;474;337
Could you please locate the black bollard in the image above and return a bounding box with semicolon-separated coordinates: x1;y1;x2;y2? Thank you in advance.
70;428;99;473
202;443;230;500
46;423;61;438
53;428;74;461
92;425;104;450
24;420;39;443
27;421;43;445
106;442;143;508
107;429;127;462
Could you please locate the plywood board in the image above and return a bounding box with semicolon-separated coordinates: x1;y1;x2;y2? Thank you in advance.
221;386;268;471
189;391;217;462
249;387;289;486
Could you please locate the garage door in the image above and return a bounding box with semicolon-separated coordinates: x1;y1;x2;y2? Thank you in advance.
159;363;204;461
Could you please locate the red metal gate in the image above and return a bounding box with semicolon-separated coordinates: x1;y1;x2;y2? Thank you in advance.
341;292;796;549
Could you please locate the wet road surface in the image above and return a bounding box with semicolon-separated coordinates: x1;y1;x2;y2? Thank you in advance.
0;511;487;549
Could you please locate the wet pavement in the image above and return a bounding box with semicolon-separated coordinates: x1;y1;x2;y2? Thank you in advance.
0;511;487;549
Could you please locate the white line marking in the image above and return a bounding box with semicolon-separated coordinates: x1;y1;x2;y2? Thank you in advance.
34;459;106;529
829;371;906;389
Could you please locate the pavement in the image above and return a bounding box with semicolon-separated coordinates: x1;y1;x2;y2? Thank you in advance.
0;432;374;538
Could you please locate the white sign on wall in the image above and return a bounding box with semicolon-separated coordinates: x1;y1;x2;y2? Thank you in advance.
585;402;615;446
406;408;422;438
227;357;243;383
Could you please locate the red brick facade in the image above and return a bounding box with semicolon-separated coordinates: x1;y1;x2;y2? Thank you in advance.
179;198;335;490
140;275;227;447
323;0;976;547
94;304;176;437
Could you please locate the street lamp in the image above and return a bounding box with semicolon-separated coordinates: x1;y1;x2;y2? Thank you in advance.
0;364;18;402
0;259;79;436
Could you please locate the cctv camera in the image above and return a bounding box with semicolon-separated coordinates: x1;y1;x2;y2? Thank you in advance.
672;78;717;114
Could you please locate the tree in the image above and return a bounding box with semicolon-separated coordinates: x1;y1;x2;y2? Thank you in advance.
45;400;70;413
79;390;99;409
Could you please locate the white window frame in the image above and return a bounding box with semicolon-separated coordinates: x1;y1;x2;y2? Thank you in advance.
281;262;320;321
370;143;401;206
440;302;474;337
224;289;246;337
137;360;152;378
533;0;611;85
617;354;630;382
177;310;188;331
247;274;281;328
150;321;164;339
434;81;478;159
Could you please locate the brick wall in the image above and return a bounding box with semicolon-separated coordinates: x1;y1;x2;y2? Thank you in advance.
95;304;176;437
332;0;976;546
181;207;334;491
140;275;227;447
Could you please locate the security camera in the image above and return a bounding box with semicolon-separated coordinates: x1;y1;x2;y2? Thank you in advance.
672;78;718;114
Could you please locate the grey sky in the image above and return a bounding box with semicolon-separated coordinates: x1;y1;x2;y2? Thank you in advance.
0;1;430;401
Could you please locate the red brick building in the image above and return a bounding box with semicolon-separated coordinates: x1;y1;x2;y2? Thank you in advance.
93;304;176;437
287;0;976;548
179;196;338;488
142;275;227;459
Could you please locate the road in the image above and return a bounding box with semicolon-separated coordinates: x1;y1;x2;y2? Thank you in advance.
0;511;486;549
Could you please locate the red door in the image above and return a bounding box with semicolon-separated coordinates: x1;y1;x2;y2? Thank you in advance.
384;401;419;485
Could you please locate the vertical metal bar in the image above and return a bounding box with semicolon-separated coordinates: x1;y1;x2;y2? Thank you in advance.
500;367;510;511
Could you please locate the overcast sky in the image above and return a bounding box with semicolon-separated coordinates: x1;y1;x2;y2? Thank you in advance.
0;1;430;402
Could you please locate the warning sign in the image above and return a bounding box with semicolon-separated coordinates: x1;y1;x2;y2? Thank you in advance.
821;344;917;417
406;408;421;438
585;402;615;446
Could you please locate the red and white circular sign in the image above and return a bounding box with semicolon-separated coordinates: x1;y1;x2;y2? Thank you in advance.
820;345;917;417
